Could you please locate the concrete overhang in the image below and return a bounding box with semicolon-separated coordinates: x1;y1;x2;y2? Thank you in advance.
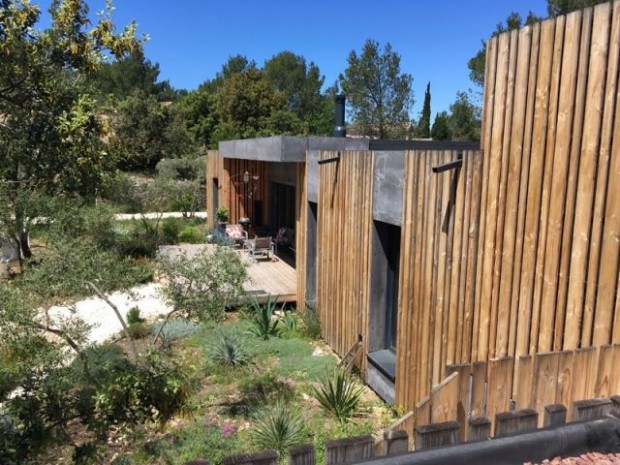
218;136;370;162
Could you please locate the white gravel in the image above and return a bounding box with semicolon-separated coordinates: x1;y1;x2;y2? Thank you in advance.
46;283;172;345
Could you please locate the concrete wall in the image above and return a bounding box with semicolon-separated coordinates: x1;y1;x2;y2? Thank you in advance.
306;138;369;203
219;136;369;163
268;162;298;187
372;150;405;226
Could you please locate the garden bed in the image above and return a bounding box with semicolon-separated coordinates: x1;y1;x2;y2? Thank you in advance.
68;313;396;465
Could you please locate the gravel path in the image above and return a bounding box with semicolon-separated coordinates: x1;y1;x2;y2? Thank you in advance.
46;283;172;345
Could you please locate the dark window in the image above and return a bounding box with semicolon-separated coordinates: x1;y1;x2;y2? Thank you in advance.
270;182;296;230
367;221;401;382
306;202;318;305
212;178;219;219
377;222;400;352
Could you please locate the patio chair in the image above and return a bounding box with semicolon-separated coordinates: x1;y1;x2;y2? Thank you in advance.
273;227;294;254
247;236;274;261
224;224;248;248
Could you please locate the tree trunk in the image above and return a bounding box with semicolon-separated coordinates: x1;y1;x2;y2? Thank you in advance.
19;230;32;259
12;235;23;274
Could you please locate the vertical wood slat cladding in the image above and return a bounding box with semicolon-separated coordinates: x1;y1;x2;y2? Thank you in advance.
205;150;223;229
482;2;620;359
396;150;483;408
296;163;307;305
213;157;270;226
394;2;619;412
316;151;374;368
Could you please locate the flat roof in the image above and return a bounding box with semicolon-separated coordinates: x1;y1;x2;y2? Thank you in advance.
218;136;369;162
218;136;481;162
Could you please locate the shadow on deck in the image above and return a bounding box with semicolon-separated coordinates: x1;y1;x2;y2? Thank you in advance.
159;244;296;305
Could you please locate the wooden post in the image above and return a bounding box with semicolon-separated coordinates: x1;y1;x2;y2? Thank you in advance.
544;404;567;427
324;435;374;465
573;398;613;421
384;430;408;456
467;417;491;442
415;421;459;450
289;444;315;465
495;409;538;437
222;451;278;465
611;395;620;417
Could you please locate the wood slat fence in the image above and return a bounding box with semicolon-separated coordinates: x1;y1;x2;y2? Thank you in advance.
192;396;620;465
411;344;620;439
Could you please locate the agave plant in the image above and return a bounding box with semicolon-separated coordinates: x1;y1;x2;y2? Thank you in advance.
247;295;281;340
209;328;248;367
250;401;306;455
312;370;365;423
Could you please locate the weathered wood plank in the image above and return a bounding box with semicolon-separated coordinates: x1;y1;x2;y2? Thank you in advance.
325;435;374;465
532;352;561;425
430;371;459;424
566;3;611;349
487;357;514;431
415;422;460;451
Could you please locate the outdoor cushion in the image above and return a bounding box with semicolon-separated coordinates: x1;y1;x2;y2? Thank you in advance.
225;224;245;239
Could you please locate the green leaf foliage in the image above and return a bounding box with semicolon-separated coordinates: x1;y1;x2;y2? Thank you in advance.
247;295;282;340
468;11;542;88
0;0;142;260
209;328;249;367
250;402;307;455
431;111;452;141
160;245;248;322
312;370;365;423
415;82;432;138
547;0;608;17
339;39;414;139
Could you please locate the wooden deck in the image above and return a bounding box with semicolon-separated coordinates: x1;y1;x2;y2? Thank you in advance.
159;244;296;305
242;250;296;304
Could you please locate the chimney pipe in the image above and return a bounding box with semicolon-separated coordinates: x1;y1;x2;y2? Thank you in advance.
333;95;346;137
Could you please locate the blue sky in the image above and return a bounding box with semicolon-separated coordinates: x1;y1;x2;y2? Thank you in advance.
36;0;548;117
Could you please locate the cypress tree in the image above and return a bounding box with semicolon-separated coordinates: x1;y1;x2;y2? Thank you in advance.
417;82;431;138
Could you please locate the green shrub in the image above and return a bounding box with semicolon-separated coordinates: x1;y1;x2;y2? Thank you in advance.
215;207;229;223
247;295;281;340
156;157;204;181
151;416;242;465
209;329;248;367
178;225;203;243
68;344;132;385
92;350;189;432
151;319;200;343
311;370;364;423
99;172;142;213
161;218;181;244
298;305;321;340
0;352;20;399
126;306;144;325
237;372;296;415
250;402;306;455
160;246;247;323
127;322;150;339
115;232;158;258
0;413;25;465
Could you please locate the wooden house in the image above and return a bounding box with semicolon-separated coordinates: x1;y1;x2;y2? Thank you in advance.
207;1;620;434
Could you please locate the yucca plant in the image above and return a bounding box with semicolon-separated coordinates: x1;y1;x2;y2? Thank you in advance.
250;401;306;455
247;295;281;340
209;328;248;367
312;370;365;423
